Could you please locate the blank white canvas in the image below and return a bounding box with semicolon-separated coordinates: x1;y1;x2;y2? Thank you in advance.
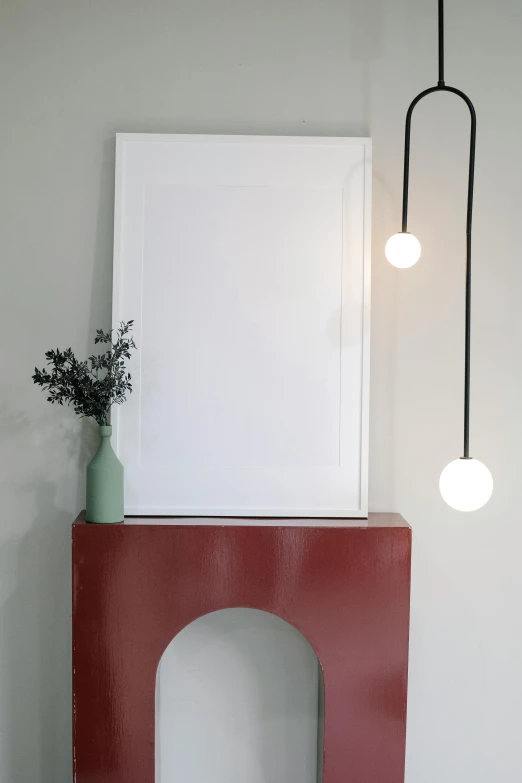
113;134;371;517
155;609;322;783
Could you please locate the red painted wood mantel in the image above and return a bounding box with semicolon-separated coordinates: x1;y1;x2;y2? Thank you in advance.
72;513;411;783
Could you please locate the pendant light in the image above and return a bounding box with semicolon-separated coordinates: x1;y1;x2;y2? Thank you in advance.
386;0;493;511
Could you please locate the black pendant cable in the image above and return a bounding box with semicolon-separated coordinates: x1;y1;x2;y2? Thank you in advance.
384;0;493;511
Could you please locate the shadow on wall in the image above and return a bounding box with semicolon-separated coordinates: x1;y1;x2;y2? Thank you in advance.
0;105;115;778
0;404;97;782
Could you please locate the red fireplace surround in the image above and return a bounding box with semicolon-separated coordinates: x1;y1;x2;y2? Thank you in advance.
72;513;411;782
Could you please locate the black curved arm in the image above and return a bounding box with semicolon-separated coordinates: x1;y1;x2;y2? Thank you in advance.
401;86;476;240
399;3;477;459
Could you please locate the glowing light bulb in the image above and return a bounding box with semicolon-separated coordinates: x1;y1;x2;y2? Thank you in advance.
385;232;421;268
439;458;493;512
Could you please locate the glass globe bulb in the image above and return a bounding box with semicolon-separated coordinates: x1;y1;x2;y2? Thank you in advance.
385;232;421;268
439;458;493;512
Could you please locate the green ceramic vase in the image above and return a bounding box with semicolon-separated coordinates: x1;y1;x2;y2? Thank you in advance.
86;424;124;524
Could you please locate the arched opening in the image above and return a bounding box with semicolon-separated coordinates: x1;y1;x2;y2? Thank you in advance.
156;608;324;782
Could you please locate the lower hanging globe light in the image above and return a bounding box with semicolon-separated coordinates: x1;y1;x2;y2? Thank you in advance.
385;232;421;268
439;458;493;512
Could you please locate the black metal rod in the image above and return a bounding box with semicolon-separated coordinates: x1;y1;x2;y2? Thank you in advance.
438;0;445;85
399;0;477;459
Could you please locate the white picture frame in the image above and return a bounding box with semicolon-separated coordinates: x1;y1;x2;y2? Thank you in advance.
112;134;371;518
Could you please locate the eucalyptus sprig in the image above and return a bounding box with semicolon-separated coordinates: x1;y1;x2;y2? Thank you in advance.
33;320;136;426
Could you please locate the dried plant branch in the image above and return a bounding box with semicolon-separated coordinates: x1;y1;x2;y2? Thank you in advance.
32;321;136;426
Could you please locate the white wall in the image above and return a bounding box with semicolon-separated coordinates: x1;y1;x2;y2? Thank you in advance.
0;1;521;781
156;609;322;783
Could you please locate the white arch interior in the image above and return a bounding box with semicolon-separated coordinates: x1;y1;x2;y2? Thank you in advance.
156;608;324;783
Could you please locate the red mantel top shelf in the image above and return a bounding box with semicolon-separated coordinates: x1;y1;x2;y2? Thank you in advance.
73;510;410;528
72;511;411;783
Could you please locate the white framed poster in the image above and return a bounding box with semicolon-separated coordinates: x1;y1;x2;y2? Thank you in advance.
112;134;371;518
